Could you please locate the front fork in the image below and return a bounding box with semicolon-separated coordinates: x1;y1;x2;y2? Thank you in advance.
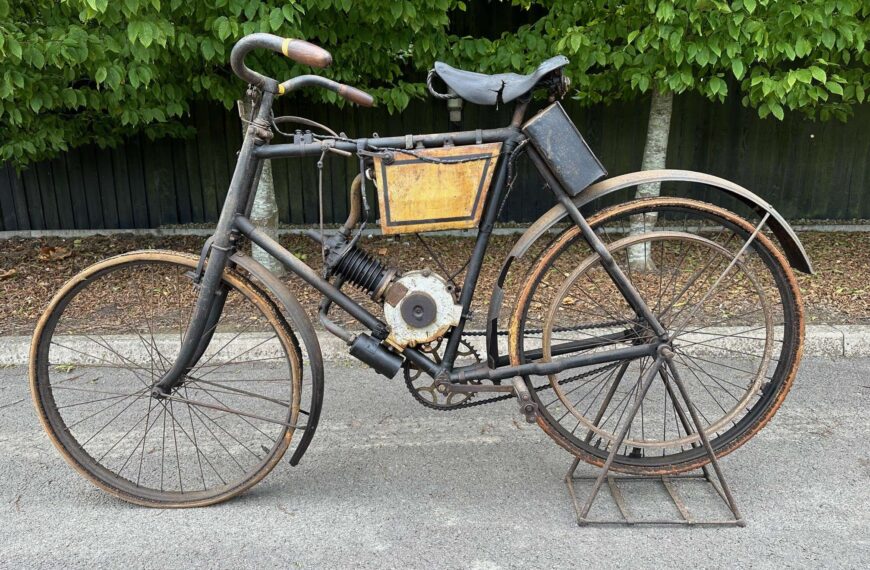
188;285;230;371
151;246;234;397
152;89;275;397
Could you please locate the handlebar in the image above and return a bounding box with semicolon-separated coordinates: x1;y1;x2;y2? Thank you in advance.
279;76;375;108
230;33;374;107
230;33;331;85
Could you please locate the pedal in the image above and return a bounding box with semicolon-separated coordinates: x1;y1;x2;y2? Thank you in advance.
511;378;538;423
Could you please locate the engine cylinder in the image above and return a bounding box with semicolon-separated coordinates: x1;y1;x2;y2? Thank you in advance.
333;246;394;298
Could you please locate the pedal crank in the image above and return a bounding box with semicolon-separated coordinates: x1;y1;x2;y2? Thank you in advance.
511;378;538;423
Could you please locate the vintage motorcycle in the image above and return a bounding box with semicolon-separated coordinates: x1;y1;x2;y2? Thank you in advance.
30;34;809;507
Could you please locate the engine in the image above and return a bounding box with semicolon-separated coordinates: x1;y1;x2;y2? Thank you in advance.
381;270;462;348
323;237;462;348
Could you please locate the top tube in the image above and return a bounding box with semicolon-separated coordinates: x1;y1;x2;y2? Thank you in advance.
254;127;523;160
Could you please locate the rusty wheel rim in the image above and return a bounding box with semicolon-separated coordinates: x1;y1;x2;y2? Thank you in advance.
30;252;302;507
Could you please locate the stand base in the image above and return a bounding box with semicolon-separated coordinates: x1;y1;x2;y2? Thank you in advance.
565;458;745;527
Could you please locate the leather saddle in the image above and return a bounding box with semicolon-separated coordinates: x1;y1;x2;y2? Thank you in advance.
432;56;569;106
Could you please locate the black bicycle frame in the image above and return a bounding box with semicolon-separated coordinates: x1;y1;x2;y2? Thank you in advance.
151;93;667;398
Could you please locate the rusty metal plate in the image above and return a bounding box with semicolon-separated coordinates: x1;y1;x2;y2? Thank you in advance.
373;143;502;235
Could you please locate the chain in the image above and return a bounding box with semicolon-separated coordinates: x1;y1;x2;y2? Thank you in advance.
404;331;625;412
465;361;621;410
461;319;632;337
410;358;621;412
404;339;482;410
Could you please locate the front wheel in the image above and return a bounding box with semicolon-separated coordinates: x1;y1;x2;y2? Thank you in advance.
30;251;303;507
509;197;804;475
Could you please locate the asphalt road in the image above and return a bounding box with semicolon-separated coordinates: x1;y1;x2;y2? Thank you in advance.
1;358;868;569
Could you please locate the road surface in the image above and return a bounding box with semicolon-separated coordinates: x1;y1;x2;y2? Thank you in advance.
0;358;868;568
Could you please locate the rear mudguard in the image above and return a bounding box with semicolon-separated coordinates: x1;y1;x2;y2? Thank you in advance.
484;169;813;365
230;252;324;466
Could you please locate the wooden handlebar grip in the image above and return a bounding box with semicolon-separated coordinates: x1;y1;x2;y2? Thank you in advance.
338;84;375;107
281;38;332;68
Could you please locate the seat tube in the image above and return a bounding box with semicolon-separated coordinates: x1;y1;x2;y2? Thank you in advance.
439;133;522;370
153;91;276;396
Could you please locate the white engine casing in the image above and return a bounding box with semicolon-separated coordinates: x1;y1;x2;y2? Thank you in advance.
383;270;462;347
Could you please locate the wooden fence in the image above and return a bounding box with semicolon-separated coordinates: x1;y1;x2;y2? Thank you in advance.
1;94;868;232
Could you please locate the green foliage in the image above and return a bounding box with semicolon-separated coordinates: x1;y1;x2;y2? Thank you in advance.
0;0;464;165
517;0;868;121
1;0;867;166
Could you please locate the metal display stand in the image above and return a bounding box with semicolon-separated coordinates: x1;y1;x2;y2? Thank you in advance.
564;351;745;527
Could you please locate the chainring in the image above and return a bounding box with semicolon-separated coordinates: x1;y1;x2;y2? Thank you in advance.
403;338;484;410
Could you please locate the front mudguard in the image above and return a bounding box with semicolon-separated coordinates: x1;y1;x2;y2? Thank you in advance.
230;252;324;466
484;169;813;365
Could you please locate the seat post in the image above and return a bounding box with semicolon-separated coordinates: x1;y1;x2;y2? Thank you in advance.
511;98;531;128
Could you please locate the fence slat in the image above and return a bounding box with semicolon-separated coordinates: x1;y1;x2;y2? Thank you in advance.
140;136;174;226
21;167;45;230
125;135;150;228
36;163;61;229
8;166;31;231
49;158;77;229
183;132;205;223
172;139;192;225
194;105;218;222
0;166;17;231
95;147;118;229
76;146;105;228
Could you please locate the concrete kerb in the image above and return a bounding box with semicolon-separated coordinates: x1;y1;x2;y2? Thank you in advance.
1;324;866;366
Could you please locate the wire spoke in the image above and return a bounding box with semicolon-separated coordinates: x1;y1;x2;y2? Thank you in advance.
62;389;148;432
185;405;250;472
183;385;209;490
50;340;153;382
77;392;149;446
184;375;291;408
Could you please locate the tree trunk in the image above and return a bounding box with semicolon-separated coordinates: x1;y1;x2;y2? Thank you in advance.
237;95;284;276
628;87;674;271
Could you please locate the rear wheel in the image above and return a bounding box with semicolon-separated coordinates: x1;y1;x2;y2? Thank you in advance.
509;198;803;474
30;251;302;507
